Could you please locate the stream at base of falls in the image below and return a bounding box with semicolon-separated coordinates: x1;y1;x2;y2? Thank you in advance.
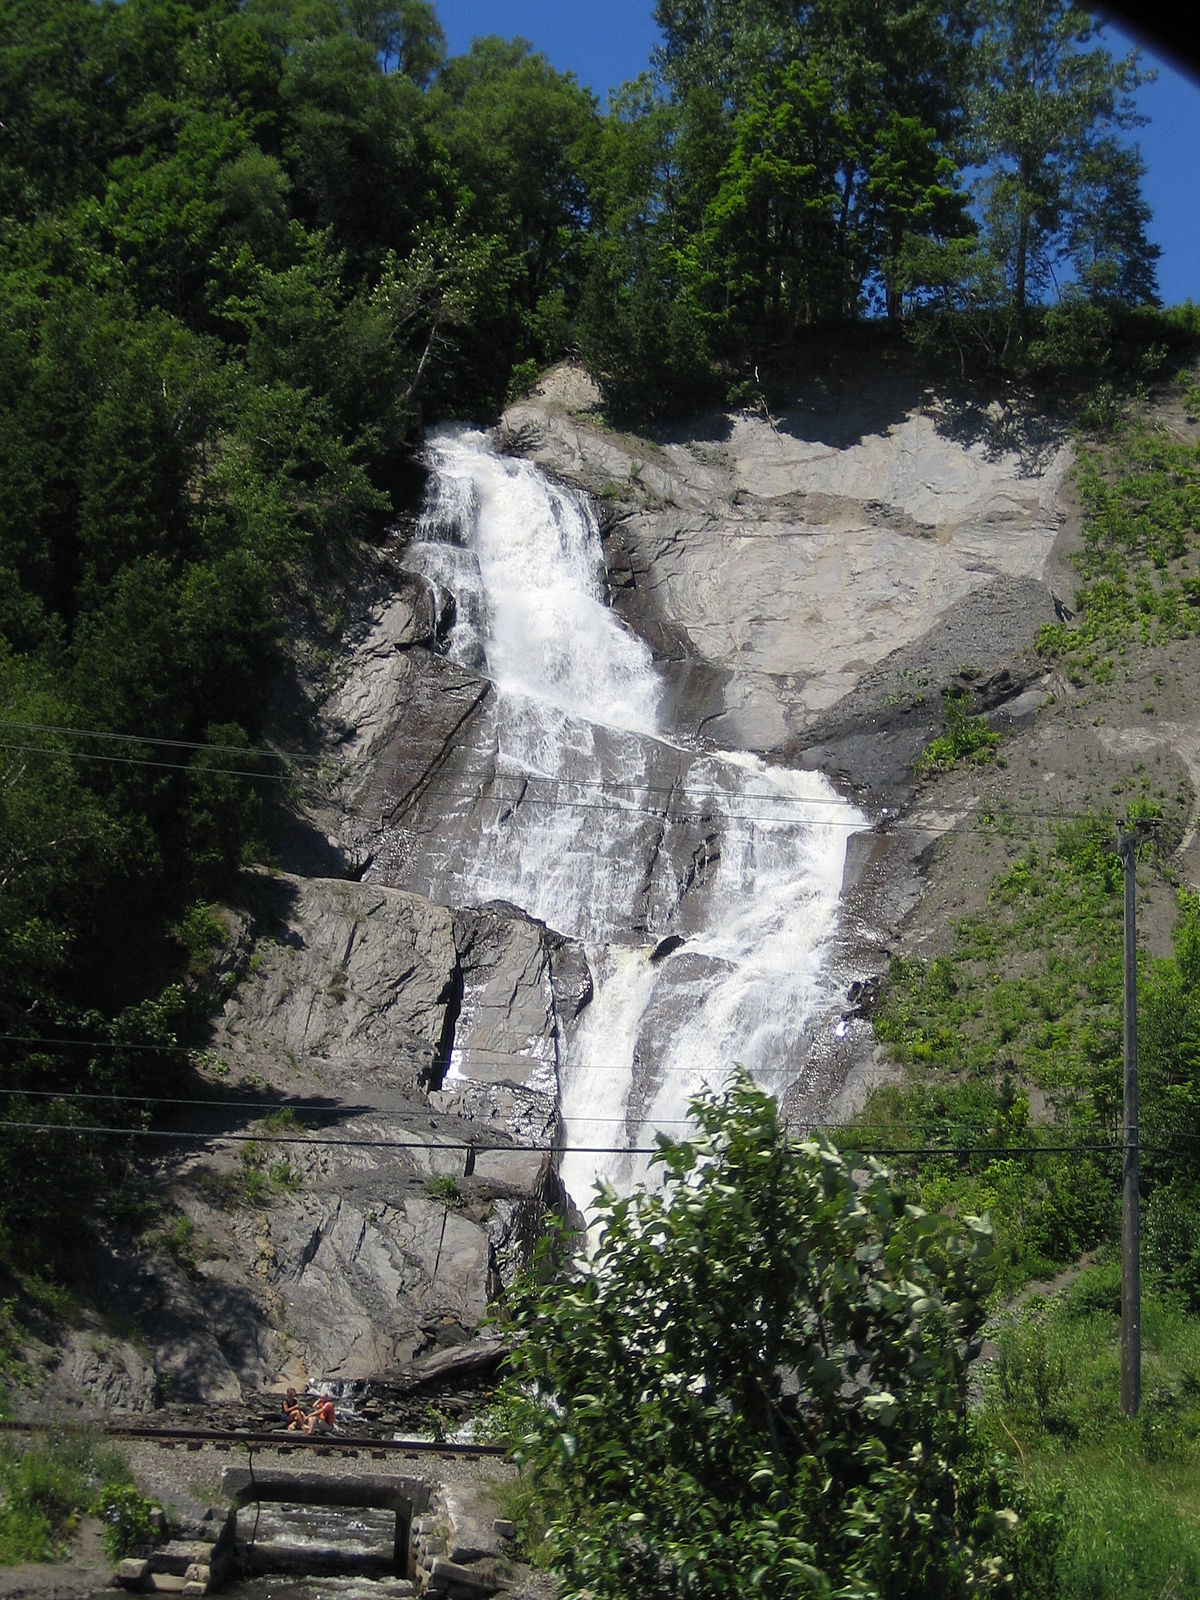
376;426;864;1209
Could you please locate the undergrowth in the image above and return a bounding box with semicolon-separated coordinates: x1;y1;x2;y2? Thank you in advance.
915;689;1001;774
857;808;1195;1294
0;1430;153;1565
978;1260;1200;1600
1038;366;1200;682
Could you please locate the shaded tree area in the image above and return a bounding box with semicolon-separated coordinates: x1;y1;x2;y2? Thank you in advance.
0;0;598;1271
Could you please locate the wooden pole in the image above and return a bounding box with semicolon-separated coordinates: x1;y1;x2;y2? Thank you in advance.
1119;826;1140;1418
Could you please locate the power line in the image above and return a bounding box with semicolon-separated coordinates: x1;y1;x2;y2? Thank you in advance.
0;721;1145;834
0;1036;1078;1083
0;741;294;783
0;733;1131;835
2;1083;1153;1141
0;720;329;767
0;1116;1142;1162
0;1031;1141;1083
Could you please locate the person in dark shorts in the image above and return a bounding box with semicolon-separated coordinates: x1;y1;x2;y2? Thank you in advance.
281;1387;306;1430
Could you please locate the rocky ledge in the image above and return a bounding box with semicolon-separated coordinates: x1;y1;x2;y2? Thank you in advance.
36;354;1092;1418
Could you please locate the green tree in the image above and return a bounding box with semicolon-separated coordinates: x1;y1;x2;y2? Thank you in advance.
969;0;1157;335
436;38;598;356
651;0;973;331
504;1075;1038;1600
575;79;715;416
867;113;972;322
341;0;445;84
701;63;847;341
653;0;801;106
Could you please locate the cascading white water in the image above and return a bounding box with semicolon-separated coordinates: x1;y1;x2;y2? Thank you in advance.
403;426;864;1209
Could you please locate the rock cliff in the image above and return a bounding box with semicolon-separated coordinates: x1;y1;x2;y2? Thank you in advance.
49;354;1118;1411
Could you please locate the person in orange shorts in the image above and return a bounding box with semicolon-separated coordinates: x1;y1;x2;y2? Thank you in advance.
303;1394;336;1434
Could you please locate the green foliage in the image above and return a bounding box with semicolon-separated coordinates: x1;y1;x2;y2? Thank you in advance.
872;798;1200;1299
870;813;1136;1283
95;1483;163;1561
915;690;1000;774
175;901;229;982
503;1074;1039;1600
259;1107;305;1135
968;0;1157;325
0;0;591;1279
1037;382;1200;679
425;1173;462;1206
241;1166;270;1207
979;1266;1200;1599
0;1430;137;1566
145;1213;196;1271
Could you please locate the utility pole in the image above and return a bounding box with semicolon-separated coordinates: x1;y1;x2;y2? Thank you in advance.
1118;824;1141;1418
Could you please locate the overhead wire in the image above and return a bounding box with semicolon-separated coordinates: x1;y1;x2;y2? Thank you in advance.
0;1031;1127;1083
0;711;1157;840
0;729;1135;835
3;1082;1162;1142
0;740;295;783
0;1115;1153;1163
0;720;329;767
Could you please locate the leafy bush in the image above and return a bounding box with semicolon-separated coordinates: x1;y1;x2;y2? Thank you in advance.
95;1483;161;1561
503;1074;1045;1600
915;691;1000;774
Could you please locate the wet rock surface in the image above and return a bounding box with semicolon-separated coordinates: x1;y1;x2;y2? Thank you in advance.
34;355;1114;1431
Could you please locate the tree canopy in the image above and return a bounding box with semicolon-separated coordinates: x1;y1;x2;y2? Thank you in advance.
504;1076;1051;1599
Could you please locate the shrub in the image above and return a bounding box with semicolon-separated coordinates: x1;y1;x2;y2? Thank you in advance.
502;1073;1042;1600
94;1483;161;1560
916;691;1000;774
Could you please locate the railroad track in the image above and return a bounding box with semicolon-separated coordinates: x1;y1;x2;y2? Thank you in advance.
0;1417;506;1457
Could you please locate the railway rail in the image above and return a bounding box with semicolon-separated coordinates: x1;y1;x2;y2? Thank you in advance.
0;1416;507;1458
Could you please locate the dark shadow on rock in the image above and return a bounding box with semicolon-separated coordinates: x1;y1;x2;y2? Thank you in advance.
113;1250;274;1401
649;407;735;447
927;383;1067;476
768;365;930;450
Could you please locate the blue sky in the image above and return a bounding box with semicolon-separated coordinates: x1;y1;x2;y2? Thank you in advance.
433;1;1200;308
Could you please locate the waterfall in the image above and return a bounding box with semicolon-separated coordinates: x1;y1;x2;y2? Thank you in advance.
400;426;863;1210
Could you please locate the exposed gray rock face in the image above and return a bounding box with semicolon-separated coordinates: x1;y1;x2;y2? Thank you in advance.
59;359;1079;1414
68;869;582;1401
169;874;581;1390
505;363;1071;772
215;872;460;1090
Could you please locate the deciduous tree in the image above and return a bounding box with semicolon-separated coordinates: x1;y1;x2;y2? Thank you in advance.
504;1075;1041;1600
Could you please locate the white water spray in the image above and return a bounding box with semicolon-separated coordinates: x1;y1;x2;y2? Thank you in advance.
404;427;864;1211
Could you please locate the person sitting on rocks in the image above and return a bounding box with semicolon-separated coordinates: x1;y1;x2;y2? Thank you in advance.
281;1387;306;1430
303;1394;336;1434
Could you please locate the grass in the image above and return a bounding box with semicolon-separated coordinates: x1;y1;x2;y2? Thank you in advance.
1037;367;1200;683
977;1262;1200;1600
0;1430;146;1566
475;1392;557;1567
425;1173;462;1207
